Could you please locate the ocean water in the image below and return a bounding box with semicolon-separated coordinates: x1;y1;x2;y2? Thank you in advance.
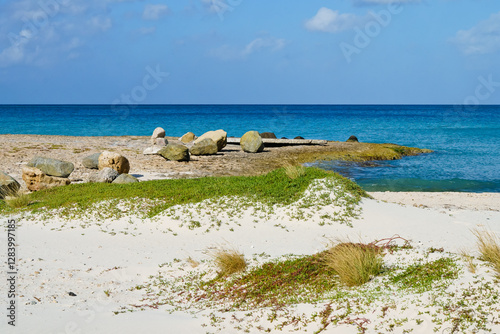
1;104;499;192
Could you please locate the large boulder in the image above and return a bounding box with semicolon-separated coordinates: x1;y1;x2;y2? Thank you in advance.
98;151;130;174
190;138;218;156
259;132;277;139
90;167;119;183
158;144;190;162
0;171;21;198
151;127;166;145
240;131;264;153
180;132;196;143
194;130;227;151
27;156;74;178
112;174;139;184
82;153;101;169
22;166;71;191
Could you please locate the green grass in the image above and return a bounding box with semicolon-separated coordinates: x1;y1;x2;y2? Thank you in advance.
0;167;367;219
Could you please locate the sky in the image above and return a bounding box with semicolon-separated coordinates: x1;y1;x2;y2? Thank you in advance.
0;0;499;104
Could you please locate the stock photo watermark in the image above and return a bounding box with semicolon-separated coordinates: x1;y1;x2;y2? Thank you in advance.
8;0;70;47
454;74;500;113
204;0;243;21
340;4;403;64
6;218;17;327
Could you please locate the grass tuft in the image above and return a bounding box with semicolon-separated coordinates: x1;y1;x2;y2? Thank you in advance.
323;241;383;287
458;248;477;273
473;229;500;276
283;163;306;180
3;190;31;209
208;247;247;277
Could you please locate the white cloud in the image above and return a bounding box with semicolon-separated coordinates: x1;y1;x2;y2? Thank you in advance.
138;26;157;35
87;16;112;32
452;12;500;55
142;4;169;21
305;7;363;33
210;36;287;60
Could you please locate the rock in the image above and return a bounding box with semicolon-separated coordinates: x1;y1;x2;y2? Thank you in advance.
281;137;288;139
22;166;71;191
190;138;218;156
82;153;101;169
91;167;119;183
112;174;139;184
98;151;130;174
240;131;264;153
155;138;168;146
194;130;227;151
294;136;304;140
143;146;164;155
259;132;277;139
151;127;166;145
27;156;74;178
180;132;196;143
158;144;190;162
347;135;359;143
0;171;21;198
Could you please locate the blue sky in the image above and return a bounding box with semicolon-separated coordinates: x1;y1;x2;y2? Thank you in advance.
0;0;499;104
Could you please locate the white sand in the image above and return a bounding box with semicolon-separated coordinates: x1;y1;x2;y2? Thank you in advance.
1;188;499;333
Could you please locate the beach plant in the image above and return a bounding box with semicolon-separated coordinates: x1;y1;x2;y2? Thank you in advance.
458;248;477;273
323;241;383;287
283;163;306;179
1;189;31;209
473;228;500;276
208;247;247;277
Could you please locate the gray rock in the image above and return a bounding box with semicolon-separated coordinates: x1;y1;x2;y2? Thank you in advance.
112;174;139;184
347;135;359;143
240;131;264;153
194;130;227;151
259;132;277;139
27;156;75;178
92;167;119;183
143;146;164;155
158;144;190;162
82;153;101;169
0;171;21;198
190;138;218;156
155;137;168;146
151;127;166;145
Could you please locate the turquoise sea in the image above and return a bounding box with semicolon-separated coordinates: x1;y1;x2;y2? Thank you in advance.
0;105;499;192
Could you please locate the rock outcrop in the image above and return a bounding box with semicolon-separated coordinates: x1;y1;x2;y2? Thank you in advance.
260;132;277;139
27;156;74;178
190;138;218;156
347;135;359;143
240;131;264;153
98;151;130;174
158;144;190;162
82;153;101;169
22;166;71;191
194;130;227;151
0;171;21;198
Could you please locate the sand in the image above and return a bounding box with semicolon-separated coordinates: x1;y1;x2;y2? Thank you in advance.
1;186;499;333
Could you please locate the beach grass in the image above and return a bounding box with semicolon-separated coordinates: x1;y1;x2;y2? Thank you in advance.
208;247;247;277
323;241;383;287
0;167;367;219
473;229;500;276
0;189;31;209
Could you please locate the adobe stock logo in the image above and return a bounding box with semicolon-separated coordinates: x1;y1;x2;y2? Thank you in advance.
340;4;403;64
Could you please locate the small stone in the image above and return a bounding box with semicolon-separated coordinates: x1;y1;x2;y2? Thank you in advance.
190;138;218;156
180;132;196;143
294;136;304;140
68;292;77;297
151;127;166;145
112;174;139;184
82;153;101;169
259;132;277;139
347;135;359;143
158;144;190;162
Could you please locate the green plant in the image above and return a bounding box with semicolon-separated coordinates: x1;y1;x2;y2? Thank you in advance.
323;242;383;287
283;163;306;180
2;190;31;208
208;247;247;277
473;229;500;276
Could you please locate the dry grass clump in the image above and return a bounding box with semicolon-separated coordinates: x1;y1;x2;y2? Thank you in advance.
283;163;306;179
473;229;500;276
1;189;31;209
458;248;477;273
323;242;383;287
208;247;247;277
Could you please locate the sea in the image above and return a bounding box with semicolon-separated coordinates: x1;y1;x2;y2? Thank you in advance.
1;104;499;193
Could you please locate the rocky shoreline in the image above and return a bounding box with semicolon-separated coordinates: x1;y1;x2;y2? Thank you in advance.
0;133;432;191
